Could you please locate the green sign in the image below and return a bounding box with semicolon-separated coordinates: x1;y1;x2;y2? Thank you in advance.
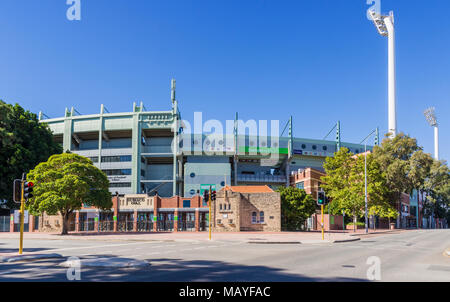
10;215;13;222
239;146;289;154
94;217;99;222
174;215;178;221
200;184;216;195
113;216;117;221
153;216;157;222
330;216;334;225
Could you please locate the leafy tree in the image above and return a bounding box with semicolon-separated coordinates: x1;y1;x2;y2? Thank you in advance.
423;159;450;223
26;153;111;235
323;147;395;231
277;186;316;231
0;100;62;208
372;133;421;227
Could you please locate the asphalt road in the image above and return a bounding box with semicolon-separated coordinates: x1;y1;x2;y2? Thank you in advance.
0;229;449;282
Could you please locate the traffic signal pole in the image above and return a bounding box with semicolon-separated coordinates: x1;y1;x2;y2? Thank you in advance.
321;205;324;241
208;186;212;241
19;180;25;255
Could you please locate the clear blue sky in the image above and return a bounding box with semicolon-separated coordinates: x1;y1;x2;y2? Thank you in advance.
0;0;448;160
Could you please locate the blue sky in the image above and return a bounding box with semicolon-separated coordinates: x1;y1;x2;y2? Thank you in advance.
0;0;448;160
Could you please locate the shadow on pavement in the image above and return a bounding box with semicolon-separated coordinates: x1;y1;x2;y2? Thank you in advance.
0;247;54;254
0;255;367;282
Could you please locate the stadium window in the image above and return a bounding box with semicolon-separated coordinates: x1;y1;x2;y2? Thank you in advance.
252;212;257;224
260;211;264;224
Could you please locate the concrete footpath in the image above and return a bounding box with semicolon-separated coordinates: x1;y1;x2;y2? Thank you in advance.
0;228;407;246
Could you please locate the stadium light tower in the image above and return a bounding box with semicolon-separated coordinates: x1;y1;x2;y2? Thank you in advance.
369;9;397;138
424;107;439;160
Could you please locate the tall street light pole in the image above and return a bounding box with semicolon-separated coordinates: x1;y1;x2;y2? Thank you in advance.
424;107;439;160
369;10;397;138
360;129;377;234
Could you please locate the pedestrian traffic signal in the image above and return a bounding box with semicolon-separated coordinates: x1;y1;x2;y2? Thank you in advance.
317;191;325;206
13;179;21;203
203;189;209;201
24;181;34;200
211;190;216;201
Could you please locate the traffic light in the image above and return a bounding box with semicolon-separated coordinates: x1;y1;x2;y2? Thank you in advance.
317;191;325;206
13;179;21;203
203;189;209;202
24;181;34;200
211;190;216;201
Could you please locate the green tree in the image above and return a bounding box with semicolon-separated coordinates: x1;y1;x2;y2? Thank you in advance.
423;159;450;223
26;153;112;235
372;133;422;227
323;147;395;231
277;186;316;231
0;100;62;208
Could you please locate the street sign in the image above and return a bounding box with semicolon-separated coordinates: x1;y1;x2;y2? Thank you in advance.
14;210;28;224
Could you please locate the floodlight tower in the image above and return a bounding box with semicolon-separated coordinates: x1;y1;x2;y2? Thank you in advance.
424;107;439;160
369;10;397;138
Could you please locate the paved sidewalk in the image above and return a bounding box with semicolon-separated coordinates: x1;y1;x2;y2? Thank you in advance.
0;228;408;246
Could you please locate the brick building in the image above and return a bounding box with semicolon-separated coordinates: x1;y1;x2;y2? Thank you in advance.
212;186;281;232
34;186;281;233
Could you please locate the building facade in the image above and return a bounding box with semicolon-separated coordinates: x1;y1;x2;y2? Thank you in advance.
39;83;371;198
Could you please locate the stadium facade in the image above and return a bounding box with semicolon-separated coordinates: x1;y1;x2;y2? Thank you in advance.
39;81;373;198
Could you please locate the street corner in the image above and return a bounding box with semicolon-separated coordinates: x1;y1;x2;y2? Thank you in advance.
59;257;150;268
0;253;64;263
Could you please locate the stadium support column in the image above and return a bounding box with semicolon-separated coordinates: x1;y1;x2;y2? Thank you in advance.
172;79;178;196
131;113;142;194
286;116;293;187
234;112;238;186
63;107;72;152
98;104;104;168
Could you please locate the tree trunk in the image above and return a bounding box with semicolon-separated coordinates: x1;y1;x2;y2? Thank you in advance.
353;215;357;232
61;212;69;235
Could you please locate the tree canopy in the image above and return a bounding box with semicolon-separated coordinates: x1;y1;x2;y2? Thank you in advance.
0;100;62;208
26;153;112;234
277;186;316;231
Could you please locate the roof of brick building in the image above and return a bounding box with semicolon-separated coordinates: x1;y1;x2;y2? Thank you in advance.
221;185;274;193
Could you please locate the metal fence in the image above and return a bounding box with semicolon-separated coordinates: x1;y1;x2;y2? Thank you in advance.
79;221;95;232
117;220;134;232
137;221;153;232
178;221;196;232
0;216;10;232
157;220;174;231
99;221;114;232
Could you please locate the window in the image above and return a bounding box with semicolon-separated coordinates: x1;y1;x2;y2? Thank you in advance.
228;204;231;210
141;170;146;177
102;169;132;176
183;200;191;208
217;219;222;224
296;182;305;189
190;172;195;178
312;145;317;150
242;171;255;175
301;144;306;149
109;182;131;188
252;212;257;224
220;181;225;186
220;204;223;210
88;156;99;163
101;155;132;163
228;219;233;224
322;146;327;151
260;211;264;224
